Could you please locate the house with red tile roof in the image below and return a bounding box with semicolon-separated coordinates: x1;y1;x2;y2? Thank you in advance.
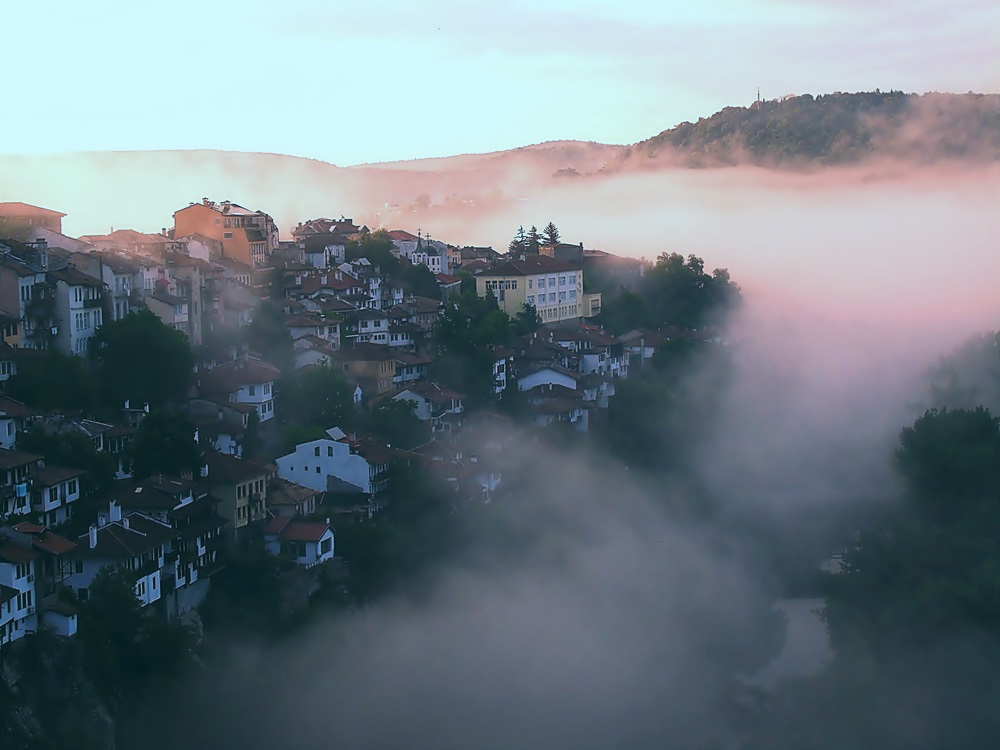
263;516;334;568
0;526;41;647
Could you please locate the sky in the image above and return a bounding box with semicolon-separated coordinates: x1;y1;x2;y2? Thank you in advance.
4;0;997;165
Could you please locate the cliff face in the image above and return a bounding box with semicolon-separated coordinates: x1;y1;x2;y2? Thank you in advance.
1;635;115;750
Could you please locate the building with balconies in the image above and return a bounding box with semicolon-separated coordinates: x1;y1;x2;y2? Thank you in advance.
49;266;106;356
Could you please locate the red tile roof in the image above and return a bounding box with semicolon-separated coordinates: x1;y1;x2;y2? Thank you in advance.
264;518;331;543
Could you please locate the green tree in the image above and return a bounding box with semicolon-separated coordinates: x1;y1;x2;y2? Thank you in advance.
541;221;560;245
78;566;144;700
244;300;293;373
128;410;201;479
7;350;98;413
399;261;442;300
345;229;399;274
19;424;116;500
89;309;194;411
282;364;354;435
750;407;1000;750
526;225;541;254
508;226;528;256
363;399;430;450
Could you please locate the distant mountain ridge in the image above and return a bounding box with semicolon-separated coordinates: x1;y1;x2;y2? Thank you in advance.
0;91;995;237
621;91;1000;168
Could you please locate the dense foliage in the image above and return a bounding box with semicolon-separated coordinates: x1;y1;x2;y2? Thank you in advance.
748;406;1000;749
89;309;194;411
626;91;1000;167
599;252;740;334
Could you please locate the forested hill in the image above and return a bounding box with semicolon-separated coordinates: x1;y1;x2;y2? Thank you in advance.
621;91;1000;168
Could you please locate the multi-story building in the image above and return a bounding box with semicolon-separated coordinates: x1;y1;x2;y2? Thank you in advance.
69;250;141;322
0;246;53;350
49;266;106;356
0;529;38;647
199;358;280;423
31;465;84;527
0;202;65;237
199;451;268;541
0;448;42;519
172;199;278;268
476;255;593;324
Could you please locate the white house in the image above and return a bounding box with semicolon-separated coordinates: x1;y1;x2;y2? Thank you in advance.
275;428;378;495
201;358;281;423
393;383;464;435
32;465;84;527
263;517;334;568
0;396;35;450
66;511;174;608
0;531;38;648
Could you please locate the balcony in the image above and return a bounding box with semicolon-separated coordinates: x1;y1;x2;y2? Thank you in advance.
82;296;104;309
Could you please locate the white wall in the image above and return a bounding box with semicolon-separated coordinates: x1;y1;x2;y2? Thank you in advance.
276;438;372;493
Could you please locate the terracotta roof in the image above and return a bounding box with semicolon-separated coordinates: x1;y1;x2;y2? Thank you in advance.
0;396;35;419
150;290;185;307
48;266;105;287
0;202;65;218
202;359;281;394
387;229;419;241
435;273;461;285
267;476;319;507
0;540;38;564
479;255;581;277
264;516;331;543
34;465;86;487
11;523;76;555
110;477;196;511
202;450;267;485
0;448;42;470
334;343;398;362
0;583;17;606
73;514;174;559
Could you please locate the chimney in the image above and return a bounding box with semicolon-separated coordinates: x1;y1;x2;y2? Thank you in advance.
110;500;122;523
122;516;130;531
89;525;98;549
98;514;107;528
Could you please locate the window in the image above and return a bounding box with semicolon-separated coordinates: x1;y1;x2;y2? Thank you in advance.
315;466;320;474
549;292;556;302
548;277;555;287
527;295;534;305
223;232;233;239
327;446;333;457
528;279;533;289
560;276;566;286
314;446;320;457
248;385;256;396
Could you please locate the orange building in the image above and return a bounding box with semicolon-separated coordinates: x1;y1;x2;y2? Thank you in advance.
172;199;277;268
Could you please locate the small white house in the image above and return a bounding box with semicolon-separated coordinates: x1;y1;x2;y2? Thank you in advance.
275;429;375;494
32;466;84;527
263;517;334;568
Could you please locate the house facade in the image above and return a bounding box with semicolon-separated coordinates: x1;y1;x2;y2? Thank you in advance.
172;199;278;268
475;255;586;324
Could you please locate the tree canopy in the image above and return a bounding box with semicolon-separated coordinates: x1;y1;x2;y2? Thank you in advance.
89;309;194;411
127;410;201;479
599;253;740;334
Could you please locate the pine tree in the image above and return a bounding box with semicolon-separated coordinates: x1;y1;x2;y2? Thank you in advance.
542;221;561;246
508;225;528;256
526;225;541;254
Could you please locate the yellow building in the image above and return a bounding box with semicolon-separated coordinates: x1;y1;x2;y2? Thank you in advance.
172;199;277;268
476;255;587;324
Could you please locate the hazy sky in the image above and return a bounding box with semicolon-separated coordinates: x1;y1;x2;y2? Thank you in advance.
5;0;997;164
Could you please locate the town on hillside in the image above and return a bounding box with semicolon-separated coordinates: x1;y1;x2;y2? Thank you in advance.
0;199;736;659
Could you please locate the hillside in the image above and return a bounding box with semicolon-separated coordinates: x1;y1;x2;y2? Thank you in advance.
621;92;1000;168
